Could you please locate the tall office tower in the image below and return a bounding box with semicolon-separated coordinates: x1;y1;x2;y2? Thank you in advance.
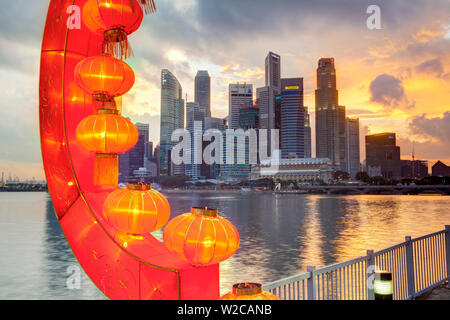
265;51;281;90
239;103;259;130
279;78;306;159
258;52;281;131
118;151;130;182
304;107;312;158
239;103;259;167
346;118;360;179
315;58;346;168
118;123;148;182
204;117;227;131
203;117;227;178
160;69;185;176
136;122;149;160
228;83;253;129
221;85;253;181
338;105;347;171
195;70;211;117
186;102;206;180
146;141;153;160
365;133;401;178
154;144;160;177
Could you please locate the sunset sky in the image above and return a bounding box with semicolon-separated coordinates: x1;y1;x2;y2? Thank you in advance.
0;0;449;180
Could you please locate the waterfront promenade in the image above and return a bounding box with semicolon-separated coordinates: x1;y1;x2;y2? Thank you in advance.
275;184;450;195
421;283;450;300
263;226;450;300
163;185;450;195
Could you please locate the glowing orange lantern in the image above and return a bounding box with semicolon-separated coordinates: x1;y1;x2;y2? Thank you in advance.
163;207;240;266
221;283;281;300
138;0;156;14
103;183;170;235
74;54;135;103
82;0;143;59
76;109;138;187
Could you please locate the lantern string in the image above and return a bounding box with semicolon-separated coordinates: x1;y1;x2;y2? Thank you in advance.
103;29;134;60
138;0;157;15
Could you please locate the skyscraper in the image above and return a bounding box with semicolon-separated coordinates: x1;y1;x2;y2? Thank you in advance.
195;70;211;117
315;58;345;169
338;105;347;171
119;123;149;182
203;116;227;179
265;51;281;90
133;123;149;169
221;84;254;180
239;103;259;130
280;78;306;159
146;141;153;160
186;102;205;180
204;117;227;131
304;107;312;158
228;83;253;129
258;52;281;132
154;144;160;177
346;118;360;179
160;69;185;176
365;133;401;178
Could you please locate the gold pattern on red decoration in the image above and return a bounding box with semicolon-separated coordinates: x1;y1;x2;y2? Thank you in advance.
220;283;281;300
163;207;240;266
138;0;157;14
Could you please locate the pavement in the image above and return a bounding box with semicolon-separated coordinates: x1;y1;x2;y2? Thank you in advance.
417;282;450;300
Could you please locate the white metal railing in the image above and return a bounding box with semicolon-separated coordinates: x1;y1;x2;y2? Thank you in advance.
263;225;450;300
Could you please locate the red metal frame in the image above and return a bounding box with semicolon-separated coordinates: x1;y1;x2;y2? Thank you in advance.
39;0;219;300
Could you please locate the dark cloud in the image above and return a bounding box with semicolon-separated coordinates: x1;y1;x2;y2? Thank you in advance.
409;112;450;143
369;74;414;109
416;58;444;77
347;109;376;115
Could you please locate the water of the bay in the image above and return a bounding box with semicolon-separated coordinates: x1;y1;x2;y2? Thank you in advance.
0;191;448;299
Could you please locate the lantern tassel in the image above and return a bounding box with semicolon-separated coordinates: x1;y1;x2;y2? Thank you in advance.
94;154;119;188
103;29;133;60
138;0;157;14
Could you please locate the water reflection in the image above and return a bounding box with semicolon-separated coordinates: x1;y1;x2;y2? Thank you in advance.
42;196;105;299
1;192;449;299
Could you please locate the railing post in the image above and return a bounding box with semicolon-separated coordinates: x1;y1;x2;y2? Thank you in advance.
367;250;375;300
307;266;316;300
445;226;450;289
405;236;416;299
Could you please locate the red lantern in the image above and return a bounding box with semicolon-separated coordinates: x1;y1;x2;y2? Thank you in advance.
82;0;144;59
163;207;240;266
221;283;281;300
76;109;138;187
137;0;156;14
103;183;170;235
74;54;135;103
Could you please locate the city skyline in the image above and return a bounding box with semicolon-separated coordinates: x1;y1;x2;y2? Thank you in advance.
0;0;449;180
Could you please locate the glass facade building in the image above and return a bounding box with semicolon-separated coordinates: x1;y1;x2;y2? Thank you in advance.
195;70;211;117
315;58;341;167
160;69;185;176
280;78;307;159
186;102;205;180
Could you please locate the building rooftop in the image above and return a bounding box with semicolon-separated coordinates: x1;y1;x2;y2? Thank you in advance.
260;158;331;166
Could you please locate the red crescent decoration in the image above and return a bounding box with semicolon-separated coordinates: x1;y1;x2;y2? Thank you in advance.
39;0;219;300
